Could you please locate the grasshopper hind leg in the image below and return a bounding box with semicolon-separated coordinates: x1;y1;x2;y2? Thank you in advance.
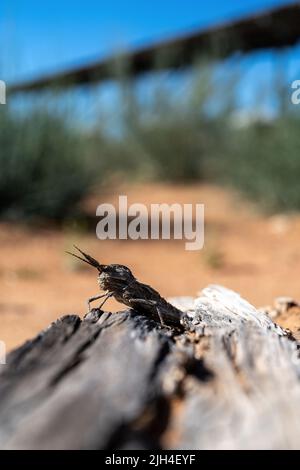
129;298;170;328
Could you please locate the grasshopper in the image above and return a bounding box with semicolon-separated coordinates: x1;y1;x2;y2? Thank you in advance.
67;246;183;329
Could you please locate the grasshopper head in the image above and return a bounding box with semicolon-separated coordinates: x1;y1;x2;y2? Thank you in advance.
98;264;135;291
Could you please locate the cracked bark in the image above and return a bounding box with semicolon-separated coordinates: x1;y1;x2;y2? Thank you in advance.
0;285;299;450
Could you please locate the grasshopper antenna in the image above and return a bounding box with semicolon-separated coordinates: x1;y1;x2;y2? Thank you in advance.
66;245;105;271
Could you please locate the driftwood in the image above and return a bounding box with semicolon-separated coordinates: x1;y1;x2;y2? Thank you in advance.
0;285;299;450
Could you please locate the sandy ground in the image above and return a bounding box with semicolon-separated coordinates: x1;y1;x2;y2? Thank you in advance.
1;182;300;351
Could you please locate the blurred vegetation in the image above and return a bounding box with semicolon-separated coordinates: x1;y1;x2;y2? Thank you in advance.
0;108;96;219
210;117;300;212
1;57;300;220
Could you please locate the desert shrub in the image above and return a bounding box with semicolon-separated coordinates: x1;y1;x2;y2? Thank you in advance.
116;67;225;182
0;108;96;220
3;57;300;220
211;116;300;212
124;117;222;181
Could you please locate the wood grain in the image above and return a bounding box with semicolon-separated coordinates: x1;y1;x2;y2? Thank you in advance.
0;285;299;449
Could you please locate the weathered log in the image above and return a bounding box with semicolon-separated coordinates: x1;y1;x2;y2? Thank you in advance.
0;285;299;450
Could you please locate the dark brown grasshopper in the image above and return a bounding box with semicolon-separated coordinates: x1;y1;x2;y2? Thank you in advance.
67;246;183;329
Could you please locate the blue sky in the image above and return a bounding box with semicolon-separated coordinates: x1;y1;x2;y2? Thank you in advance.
0;0;294;83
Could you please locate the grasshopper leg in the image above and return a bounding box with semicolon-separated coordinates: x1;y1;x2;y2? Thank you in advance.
98;292;114;310
156;306;169;328
129;298;169;328
87;293;108;312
